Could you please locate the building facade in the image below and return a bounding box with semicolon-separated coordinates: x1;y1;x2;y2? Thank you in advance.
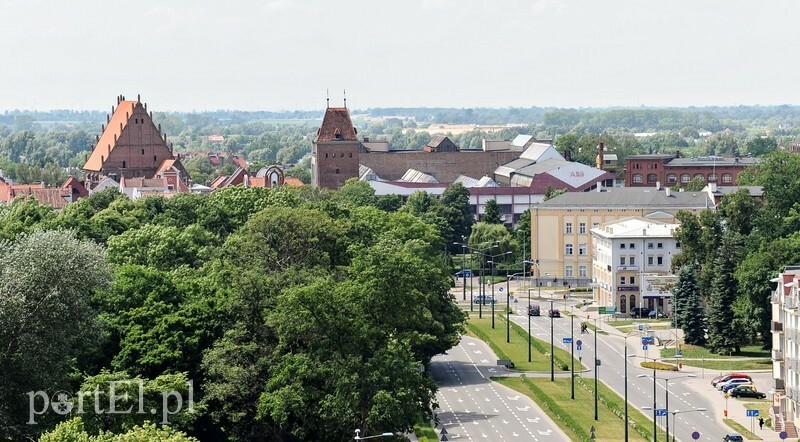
532;186;712;288
625;153;759;187
772;266;800;433
591;218;680;313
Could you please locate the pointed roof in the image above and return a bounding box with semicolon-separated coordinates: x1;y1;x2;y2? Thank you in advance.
84;100;138;172
316;107;358;142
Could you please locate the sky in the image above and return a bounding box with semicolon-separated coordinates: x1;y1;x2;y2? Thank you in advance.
1;0;798;112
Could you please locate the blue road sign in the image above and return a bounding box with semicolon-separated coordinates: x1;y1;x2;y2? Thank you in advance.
638;324;644;331
498;287;504;292
643;345;648;351
780;431;788;439
641;337;654;345
691;431;700;440
746;409;759;417
577;345;582;351
655;409;668;417
563;337;573;344
576;340;583;347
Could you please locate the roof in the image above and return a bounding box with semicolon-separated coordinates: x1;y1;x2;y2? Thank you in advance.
627;154;676;161
539;187;713;209
368;180;448;197
209;175;227;188
520;143;563;162
511;134;535;148
231;155;248;170
316;107;358;142
84;100;137;172
400;169;438;183
453;175;499;188
427;135;448;148
283;177;304;186
706;185;764;197
591;217;679;239
28;188;69;209
667;156;760;167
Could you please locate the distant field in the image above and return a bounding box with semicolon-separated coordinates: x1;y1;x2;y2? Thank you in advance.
404;123;523;136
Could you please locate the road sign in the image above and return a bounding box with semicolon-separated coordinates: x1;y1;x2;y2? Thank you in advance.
595;358;601;366
598;307;606;314
576;339;583;346
605;307;617;314
780;431;788;439
642;337;655;345
499;287;504;292
746;409;759;417
563;337;573;344
577;345;582;351
643;345;648;351
638;324;644;331
655;409;668;417
691;431;700;440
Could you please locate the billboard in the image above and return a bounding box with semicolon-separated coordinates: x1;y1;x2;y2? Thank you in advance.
642;274;677;298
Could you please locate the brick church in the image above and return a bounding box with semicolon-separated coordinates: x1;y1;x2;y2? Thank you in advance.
83;95;189;189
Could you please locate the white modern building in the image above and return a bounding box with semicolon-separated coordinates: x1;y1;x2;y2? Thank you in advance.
771;266;800;435
591;218;680;314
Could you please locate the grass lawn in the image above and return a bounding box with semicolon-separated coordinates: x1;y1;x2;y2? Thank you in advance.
681;358;773;371
465;313;585;372
661;344;770;359
495;376;654;442
723;418;761;440
413;415;438;442
741;400;773;430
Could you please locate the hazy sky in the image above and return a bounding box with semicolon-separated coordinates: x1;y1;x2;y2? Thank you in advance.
1;0;797;111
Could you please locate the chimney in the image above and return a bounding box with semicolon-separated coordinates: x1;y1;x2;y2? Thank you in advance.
675;150;680;158
666;187;671;197
709;182;718;193
656;181;661;190
597;143;604;169
597;181;603;192
565;150;572;161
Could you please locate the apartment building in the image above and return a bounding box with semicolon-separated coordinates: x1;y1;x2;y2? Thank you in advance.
591;218;680;313
772;266;800;433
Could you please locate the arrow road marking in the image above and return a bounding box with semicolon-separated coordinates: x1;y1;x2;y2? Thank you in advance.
538;429;552;436
508;395;520;401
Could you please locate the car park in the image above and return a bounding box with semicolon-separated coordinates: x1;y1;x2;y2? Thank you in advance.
548;309;561;318
723;433;743;441
712;374;751;387
717;377;753;391
729;385;766;399
528;305;541;316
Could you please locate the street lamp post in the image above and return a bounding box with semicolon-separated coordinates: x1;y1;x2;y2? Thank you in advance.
354;430;394;440
524;260;536;363
662;374;696;441
669;408;706;442
593;316;598;421
461;238;467;302
506;267;510;343
488;251;511;330
462;242;500;319
571;305;575;400
550;299;555;381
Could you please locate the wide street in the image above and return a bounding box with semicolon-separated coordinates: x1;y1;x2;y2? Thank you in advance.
430;335;569;441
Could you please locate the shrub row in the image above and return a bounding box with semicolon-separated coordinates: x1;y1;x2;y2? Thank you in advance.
465;321;515;368
574;376;652;440
518;375;591;441
503;315;570;371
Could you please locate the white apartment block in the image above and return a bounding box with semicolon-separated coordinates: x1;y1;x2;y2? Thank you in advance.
591;218;680;315
772;266;800;431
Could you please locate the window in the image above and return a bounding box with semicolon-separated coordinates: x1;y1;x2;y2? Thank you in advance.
676;241;681;249
141;149;145;155
629;243;636;249
566;223;573;234
630;276;636;285
325;153;329;158
647;173;657;184
579;223;586;234
648;256;654;265
620;243;626;250
657;242;663;249
566;266;574;277
632;173;643;184
722;173;733;184
620;296;627;313
694;173;704;181
335;168;340;174
630;295;636;310
579;266;587;277
620;256;626;265
647;242;654;249
620;276;626;285
153;155;157;162
122;160;126;168
349;152;353;158
708;173;717;182
681;173;691;183
578;244;587;255
629;256;636;265
657;256;664;265
666;174;677;184
565;244;573;255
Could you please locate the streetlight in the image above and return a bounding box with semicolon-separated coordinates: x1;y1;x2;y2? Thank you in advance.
465;242;500;318
669;408;706;442
622;331;641;442
354;429;394;440
661;374;697;441
459;238;466;301
633;355;662;441
488;250;511;330
592;315;598;421
549;299;555;381
524;259;537;363
570;305;575;400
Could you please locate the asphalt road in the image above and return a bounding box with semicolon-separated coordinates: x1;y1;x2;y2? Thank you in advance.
430;335;568;441
510;300;730;442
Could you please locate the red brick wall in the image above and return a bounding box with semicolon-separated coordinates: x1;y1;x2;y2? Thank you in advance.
360;150;521;183
313;140;361;189
104;105;173;180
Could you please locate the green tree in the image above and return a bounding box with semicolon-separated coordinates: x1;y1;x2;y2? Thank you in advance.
673;265;705;345
439;183;474;250
336;177;375;207
684;176;706;191
482;199;503;224
0;231;111;438
514;209;531;261
705;231;743;354
40;417;197;442
544;185;567;201
717;188;761;236
745;136;777;156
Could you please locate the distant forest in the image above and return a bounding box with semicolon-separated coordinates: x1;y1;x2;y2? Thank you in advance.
1;105;799;185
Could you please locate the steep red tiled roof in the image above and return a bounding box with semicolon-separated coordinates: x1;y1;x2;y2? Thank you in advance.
316;107;358;142
284;177;304;186
84;100;137;172
209;175;228;189
29;188;69;209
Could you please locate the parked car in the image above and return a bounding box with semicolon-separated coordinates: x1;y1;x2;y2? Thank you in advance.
648;309;667;319
473;295;496;305
729;385;766;399
722;381;752;394
712;374;751;388
717;378;753;391
528;305;541;316
548;309;561;318
630;307;650;318
454;269;473;278
723;433;743;441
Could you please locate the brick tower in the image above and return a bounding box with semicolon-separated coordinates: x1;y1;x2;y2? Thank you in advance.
312;103;361;189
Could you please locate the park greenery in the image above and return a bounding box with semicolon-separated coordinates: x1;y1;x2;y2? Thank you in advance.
0;183;477;440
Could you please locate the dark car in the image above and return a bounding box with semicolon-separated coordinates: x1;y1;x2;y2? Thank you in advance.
630;307;650;318
528;305;541;316
473;295;496;305
723;433;743;441
648;309;667;319
454;269;473;278
548;309;561;318
729;385;766;399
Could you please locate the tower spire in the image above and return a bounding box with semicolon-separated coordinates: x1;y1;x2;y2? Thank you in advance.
326;89;329;108
343;89;347;108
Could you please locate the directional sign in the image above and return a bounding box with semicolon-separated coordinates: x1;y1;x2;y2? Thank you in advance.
638;324;644;331
576;340;583;347
780;431;788;439
598;307;606;314
563;337;573;344
746;409;759;417
655;409;668;417
499;287;504;292
643;345;649;351
691;431;700;440
642;337;655;345
577;345;582;351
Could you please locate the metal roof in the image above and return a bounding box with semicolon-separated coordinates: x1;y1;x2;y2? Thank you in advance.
539;187;712;209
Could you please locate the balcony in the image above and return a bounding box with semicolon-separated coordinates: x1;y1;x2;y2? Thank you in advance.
774;349;784;361
773;321;784;333
775;378;786;392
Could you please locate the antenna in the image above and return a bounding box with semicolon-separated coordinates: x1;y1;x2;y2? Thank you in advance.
326;89;329;108
343;89;347;108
